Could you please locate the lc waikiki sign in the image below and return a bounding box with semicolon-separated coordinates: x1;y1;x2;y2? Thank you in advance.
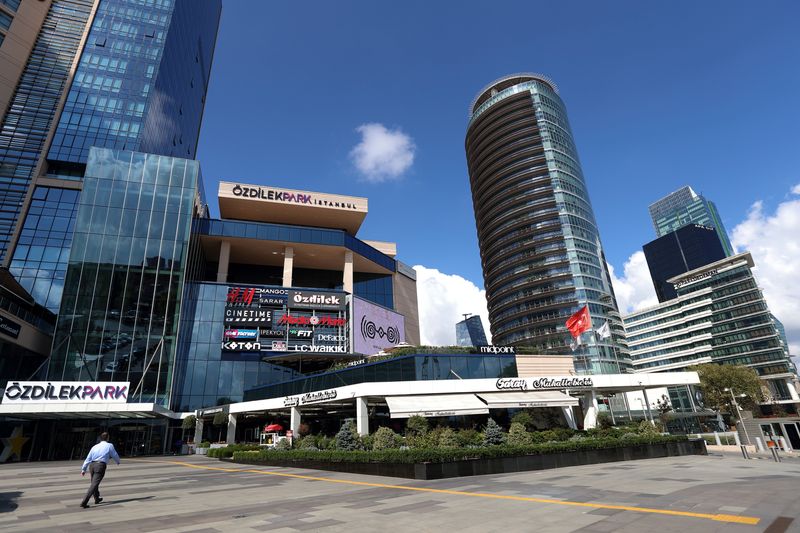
2;381;130;404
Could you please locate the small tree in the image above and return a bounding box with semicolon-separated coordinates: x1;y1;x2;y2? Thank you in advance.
511;411;534;431
483;418;505;446
655;394;673;432
212;411;227;442
335;421;361;451
694;363;764;415
438;427;459;448
372;427;401;450
405;415;429;437
181;415;196;442
596;412;613;430
507;422;533;446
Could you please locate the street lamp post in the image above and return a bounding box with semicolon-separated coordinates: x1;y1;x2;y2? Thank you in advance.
725;387;751;445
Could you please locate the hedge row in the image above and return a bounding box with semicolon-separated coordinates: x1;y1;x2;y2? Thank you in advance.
207;444;261;458
231;434;688;464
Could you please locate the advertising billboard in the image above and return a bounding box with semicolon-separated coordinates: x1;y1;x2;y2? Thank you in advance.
352;297;405;355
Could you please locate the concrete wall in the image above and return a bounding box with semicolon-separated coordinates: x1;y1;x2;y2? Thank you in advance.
393;268;419;346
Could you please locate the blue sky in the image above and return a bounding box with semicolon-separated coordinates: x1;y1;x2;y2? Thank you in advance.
196;1;800;346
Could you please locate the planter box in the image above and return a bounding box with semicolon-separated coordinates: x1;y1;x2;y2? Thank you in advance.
195;447;209;455
231;439;706;480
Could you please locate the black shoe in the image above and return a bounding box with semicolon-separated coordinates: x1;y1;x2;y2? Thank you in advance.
95;498;103;504
80;504;89;509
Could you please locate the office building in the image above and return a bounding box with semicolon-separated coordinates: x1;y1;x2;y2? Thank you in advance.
643;224;726;302
464;74;628;374
648;186;733;256
455;314;488;347
0;0;221;390
624;252;798;403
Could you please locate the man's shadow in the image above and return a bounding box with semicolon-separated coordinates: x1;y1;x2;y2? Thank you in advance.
0;492;22;513
98;496;154;506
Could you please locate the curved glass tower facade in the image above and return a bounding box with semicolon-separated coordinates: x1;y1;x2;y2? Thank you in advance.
465;74;629;374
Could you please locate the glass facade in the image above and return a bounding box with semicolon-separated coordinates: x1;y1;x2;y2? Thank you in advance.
456;315;488;347
0;0;94;262
625;253;794;399
47;0;221;164
244;353;519;402
466;75;629;374
648;186;733;256
49;148;199;406
8;186;80;312
642;224;726;303
353;273;393;308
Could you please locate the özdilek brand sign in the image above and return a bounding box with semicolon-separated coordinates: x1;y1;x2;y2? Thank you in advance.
2;381;130;404
495;377;594;391
288;290;346;310
229;184;361;211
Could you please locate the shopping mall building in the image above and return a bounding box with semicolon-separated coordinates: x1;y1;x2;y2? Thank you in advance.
0;149;705;460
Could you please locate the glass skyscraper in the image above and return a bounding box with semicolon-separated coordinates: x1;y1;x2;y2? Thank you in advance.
3;0;221;314
648;186;733;256
455;315;488;347
465;74;629;374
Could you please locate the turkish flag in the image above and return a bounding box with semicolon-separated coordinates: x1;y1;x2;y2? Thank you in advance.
565;305;591;339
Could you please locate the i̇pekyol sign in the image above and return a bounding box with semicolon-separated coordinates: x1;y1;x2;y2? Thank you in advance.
2;381;130;404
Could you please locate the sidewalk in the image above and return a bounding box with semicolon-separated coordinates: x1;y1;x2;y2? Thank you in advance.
707;444;800;462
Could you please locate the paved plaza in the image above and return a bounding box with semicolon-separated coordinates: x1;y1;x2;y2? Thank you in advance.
0;452;798;532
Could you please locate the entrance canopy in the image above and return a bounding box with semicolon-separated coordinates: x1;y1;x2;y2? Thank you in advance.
0;402;179;420
477;391;578;409
386;394;489;419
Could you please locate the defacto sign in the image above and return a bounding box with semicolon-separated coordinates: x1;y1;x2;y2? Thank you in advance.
288;290;346;311
495;377;594;391
2;381;130;404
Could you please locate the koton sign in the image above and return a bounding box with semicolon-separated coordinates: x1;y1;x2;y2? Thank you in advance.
2;381;130;404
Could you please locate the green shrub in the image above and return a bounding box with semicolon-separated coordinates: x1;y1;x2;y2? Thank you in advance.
406;415;429;437
298;435;319;449
636;420;659;436
438;427;459;448
456;428;482;447
230;434;688;465
483;418;505;446
206;444;260;458
507;422;533;446
511;411;534;431
199;441;211;448
275;438;292;450
361;434;375;451
335;422;361;451
372;427;401;450
596;412;613;430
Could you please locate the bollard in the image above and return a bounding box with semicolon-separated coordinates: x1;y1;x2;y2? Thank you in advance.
770;447;782;462
755;437;766;452
739;445;750;459
714;432;722;446
733;432;741;446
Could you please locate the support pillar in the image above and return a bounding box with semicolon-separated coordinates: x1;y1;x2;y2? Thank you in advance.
786;379;800;401
343;250;353;294
283;246;294;287
226;414;237;445
642;388;654;424
290;406;301;436
216;241;230;283
582;391;599;429
561;406;577;430
623;392;632;421
193;417;204;445
356;397;369;436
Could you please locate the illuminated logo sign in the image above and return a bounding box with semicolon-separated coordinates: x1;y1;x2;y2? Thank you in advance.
289;329;313;338
271;341;287;351
225;308;271;324
674;269;718;289
227;287;257;305
259;328;285;338
0;316;21;339
223;329;258;339
2;381;129;404
317;333;347;342
222;341;261;351
477;345;516;354
230;185;360;211
289;345;347;353
288;290;345;310
495;377;594;391
279;315;347;327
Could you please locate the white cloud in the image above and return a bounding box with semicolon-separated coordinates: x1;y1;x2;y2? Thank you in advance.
413;265;490;346
731;184;800;355
607;251;658;314
349;123;415;182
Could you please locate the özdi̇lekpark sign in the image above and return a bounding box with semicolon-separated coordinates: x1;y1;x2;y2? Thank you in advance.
2;381;130;404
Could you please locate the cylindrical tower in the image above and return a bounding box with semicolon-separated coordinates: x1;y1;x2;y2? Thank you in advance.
465;73;629;374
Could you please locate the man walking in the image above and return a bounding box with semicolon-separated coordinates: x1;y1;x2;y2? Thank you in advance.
79;432;121;508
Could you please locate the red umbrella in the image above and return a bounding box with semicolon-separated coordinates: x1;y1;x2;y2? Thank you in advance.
264;423;283;432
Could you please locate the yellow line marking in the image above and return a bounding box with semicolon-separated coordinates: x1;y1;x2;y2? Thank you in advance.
131;458;760;526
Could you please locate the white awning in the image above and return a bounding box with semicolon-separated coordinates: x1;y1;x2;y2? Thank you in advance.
476;391;578;409
385;394;489;419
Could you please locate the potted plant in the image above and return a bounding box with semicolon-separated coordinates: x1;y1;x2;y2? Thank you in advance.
196;440;212;455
